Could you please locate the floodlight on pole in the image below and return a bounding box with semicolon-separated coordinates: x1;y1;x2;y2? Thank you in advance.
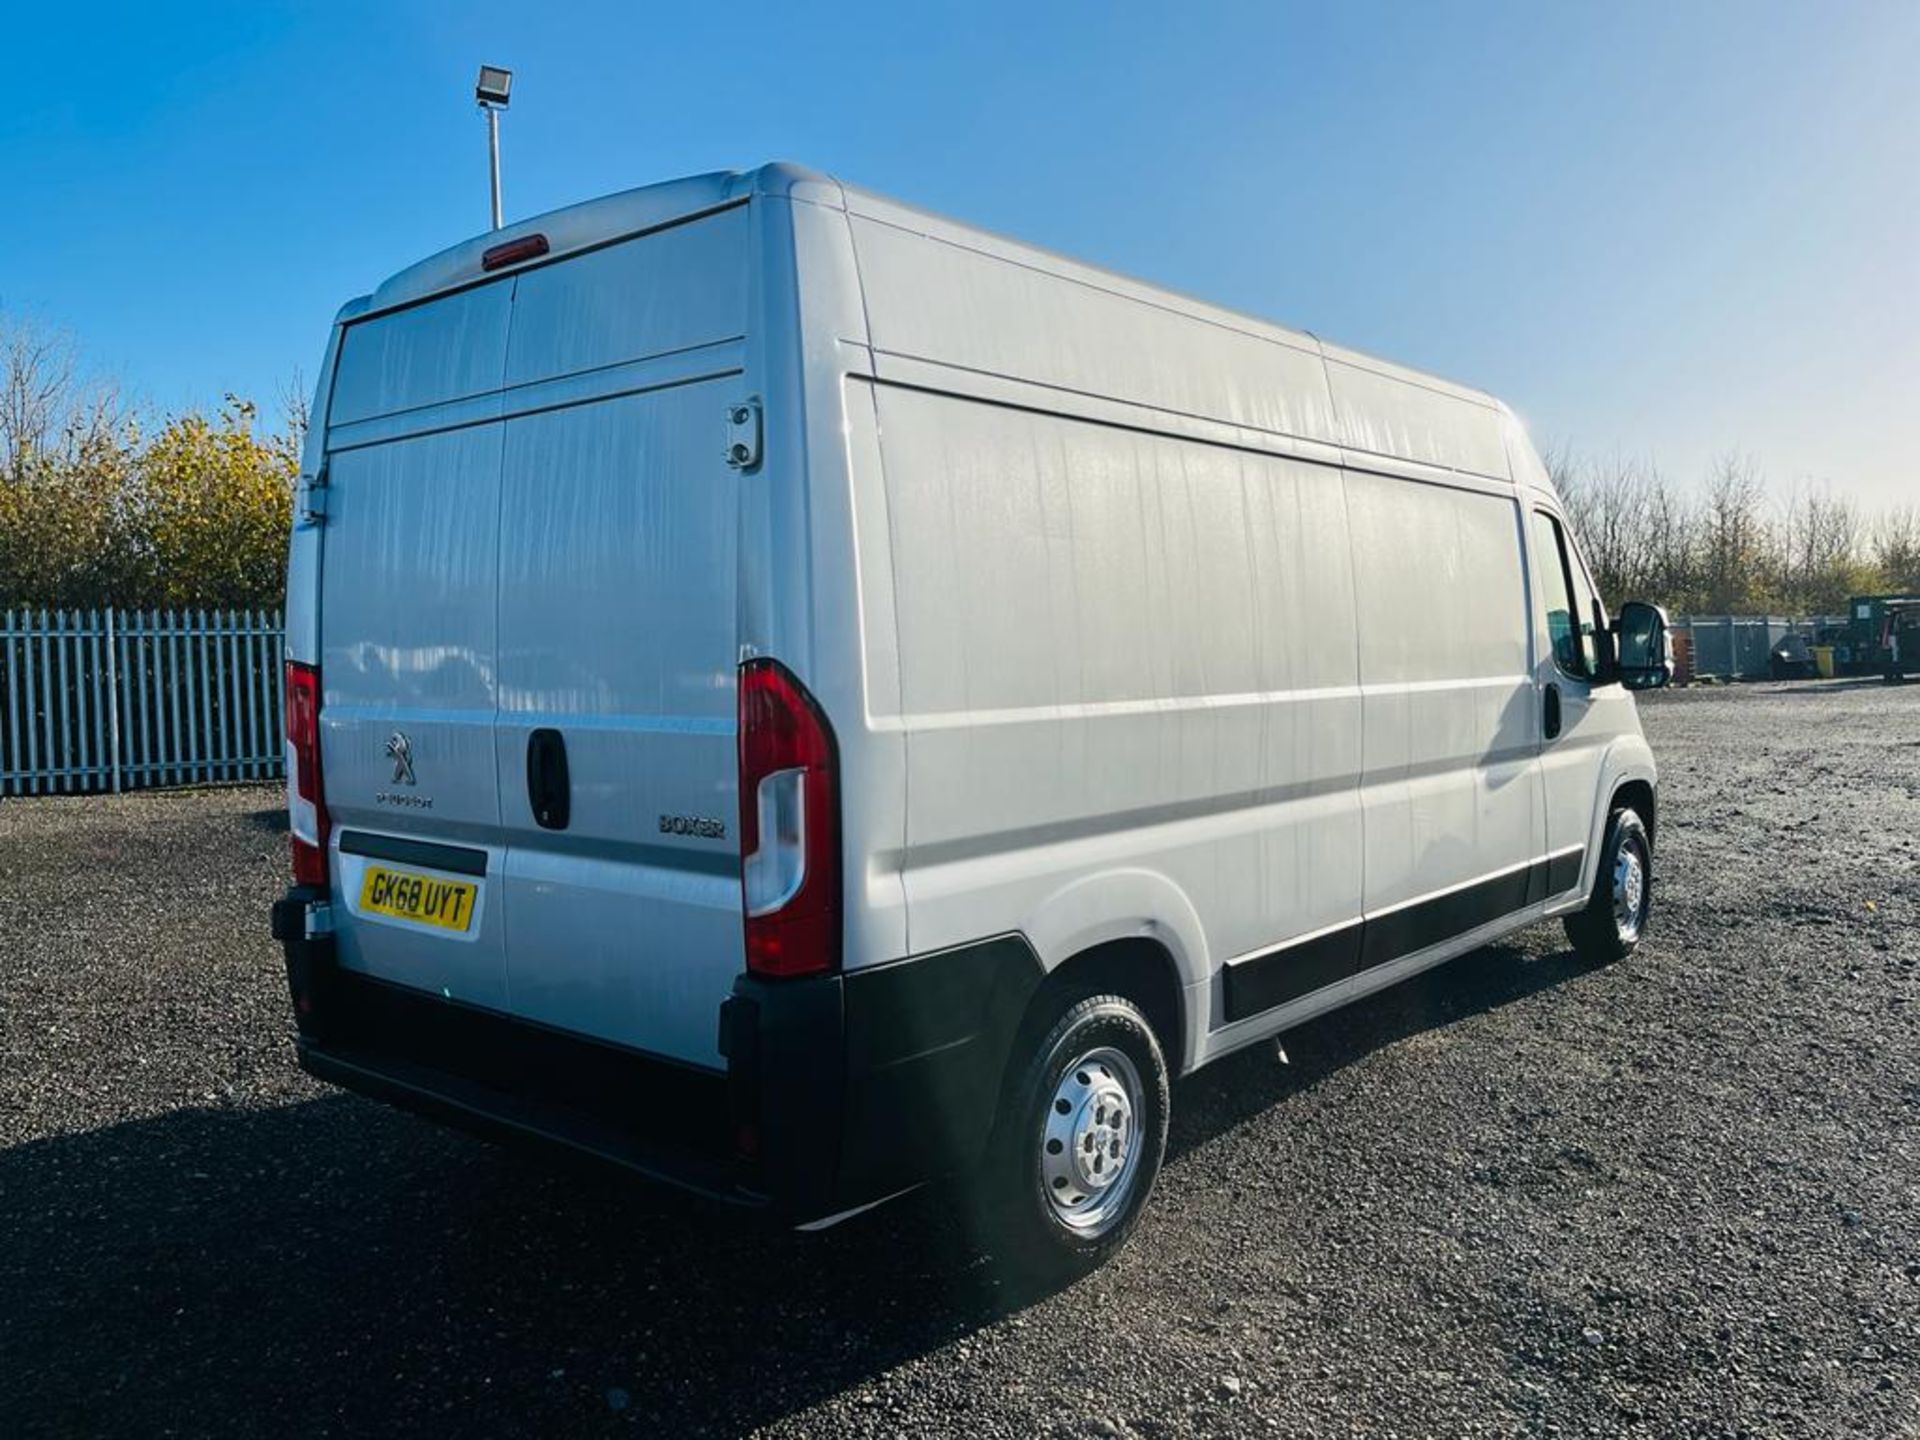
475;65;513;230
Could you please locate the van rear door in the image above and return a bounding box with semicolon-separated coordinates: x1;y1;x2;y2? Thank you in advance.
491;206;753;1069
319;282;512;1009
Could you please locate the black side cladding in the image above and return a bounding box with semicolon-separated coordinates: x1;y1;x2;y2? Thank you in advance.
1222;849;1586;1023
1219;921;1362;1021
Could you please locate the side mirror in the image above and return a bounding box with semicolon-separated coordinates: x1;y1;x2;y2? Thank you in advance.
1614;600;1672;691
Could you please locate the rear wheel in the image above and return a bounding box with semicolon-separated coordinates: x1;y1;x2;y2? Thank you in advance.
1564;806;1653;963
977;993;1169;1284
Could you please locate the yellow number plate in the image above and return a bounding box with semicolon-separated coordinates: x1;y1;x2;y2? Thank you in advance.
358;865;478;932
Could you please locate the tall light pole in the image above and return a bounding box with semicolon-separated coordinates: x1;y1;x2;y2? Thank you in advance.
475;65;513;230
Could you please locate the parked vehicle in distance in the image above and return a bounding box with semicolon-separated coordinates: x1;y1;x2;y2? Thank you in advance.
1770;632;1816;681
271;163;1673;1278
1847;592;1920;679
1881;601;1920;682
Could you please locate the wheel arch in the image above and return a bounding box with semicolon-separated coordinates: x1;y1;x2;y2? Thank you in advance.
1612;776;1657;846
1579;738;1658;885
1016;935;1188;1084
1017;867;1210;1074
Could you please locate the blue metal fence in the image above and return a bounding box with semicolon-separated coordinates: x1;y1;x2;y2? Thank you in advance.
0;608;284;797
1672;613;1851;680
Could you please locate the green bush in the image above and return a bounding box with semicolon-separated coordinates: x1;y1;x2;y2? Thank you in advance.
0;398;294;610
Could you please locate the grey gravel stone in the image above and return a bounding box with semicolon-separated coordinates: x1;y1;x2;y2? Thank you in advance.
3;679;1919;1439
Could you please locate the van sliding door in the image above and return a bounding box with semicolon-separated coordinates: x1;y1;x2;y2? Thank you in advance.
1346;471;1544;964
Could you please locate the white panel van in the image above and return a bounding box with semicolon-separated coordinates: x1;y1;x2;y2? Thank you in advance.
272;163;1673;1278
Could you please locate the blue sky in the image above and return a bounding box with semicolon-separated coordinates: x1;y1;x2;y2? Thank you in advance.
4;1;1914;505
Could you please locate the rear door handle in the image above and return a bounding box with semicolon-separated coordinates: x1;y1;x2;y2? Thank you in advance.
526;728;571;830
1543;682;1562;741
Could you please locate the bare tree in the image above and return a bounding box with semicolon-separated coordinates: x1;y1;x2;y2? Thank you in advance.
1639;465;1696;609
1776;483;1866;613
0;318;75;475
1872;506;1920;593
0;313;127;480
1550;444;1695;609
1696;454;1773;612
278;367;310;456
1591;455;1667;602
1540;442;1580;500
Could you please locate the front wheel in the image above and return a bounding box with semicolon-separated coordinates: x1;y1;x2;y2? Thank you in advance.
1564;806;1653;963
977;993;1169;1284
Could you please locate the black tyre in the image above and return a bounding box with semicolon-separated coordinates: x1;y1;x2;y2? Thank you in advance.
978;992;1169;1284
1564;805;1653;963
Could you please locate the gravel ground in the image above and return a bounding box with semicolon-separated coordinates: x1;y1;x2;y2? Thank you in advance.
2;679;1916;1438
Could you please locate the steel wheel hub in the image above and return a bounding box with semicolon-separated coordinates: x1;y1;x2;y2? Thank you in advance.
1613;837;1648;942
1039;1046;1144;1232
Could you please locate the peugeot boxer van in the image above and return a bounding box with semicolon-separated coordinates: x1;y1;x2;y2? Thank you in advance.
271;162;1672;1277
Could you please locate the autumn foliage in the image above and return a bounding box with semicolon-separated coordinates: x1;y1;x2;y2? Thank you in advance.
0;319;297;609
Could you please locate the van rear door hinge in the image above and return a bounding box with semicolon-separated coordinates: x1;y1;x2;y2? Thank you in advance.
297;458;330;526
724;398;762;471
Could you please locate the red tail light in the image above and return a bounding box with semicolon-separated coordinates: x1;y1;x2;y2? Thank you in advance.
737;659;839;979
284;660;330;888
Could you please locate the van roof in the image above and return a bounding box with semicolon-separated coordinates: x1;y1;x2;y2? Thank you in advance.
352;162;835;318
348;159;1505;424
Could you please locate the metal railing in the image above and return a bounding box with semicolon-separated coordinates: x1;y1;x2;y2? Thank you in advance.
0;608;284;797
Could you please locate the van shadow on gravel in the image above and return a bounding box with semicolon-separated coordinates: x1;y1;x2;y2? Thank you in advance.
0;939;1606;1438
0;1095;998;1437
1169;938;1610;1150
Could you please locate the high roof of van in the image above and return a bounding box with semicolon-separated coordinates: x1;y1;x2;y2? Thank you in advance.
353;164;831;317
340;161;1549;496
354;162;1499;408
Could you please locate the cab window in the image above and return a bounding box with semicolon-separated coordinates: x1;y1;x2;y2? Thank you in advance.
1564;532;1607;671
1532;510;1591;676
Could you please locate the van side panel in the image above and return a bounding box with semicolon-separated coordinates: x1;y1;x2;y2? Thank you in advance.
865;382;1365;1000
847;212;1341;447
839;205;1564;1047
1322;350;1511;478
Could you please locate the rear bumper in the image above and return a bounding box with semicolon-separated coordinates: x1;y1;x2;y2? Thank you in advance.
271;893;1041;1224
297;1038;755;1205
